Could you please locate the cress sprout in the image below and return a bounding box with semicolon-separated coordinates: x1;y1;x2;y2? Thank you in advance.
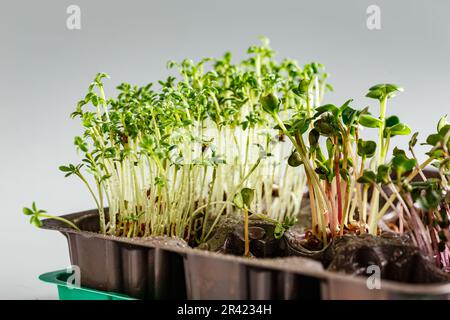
25;37;331;246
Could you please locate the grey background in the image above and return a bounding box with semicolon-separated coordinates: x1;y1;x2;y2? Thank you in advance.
0;0;449;299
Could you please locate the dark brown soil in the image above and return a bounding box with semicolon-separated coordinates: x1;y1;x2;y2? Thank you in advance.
327;232;449;283
215;219;450;284
223;220;286;258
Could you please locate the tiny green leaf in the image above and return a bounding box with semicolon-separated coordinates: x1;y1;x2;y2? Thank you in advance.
426;134;442;146
233;192;244;209
439;124;450;137
365;89;383;100
289;118;311;135
314;115;340;136
357;139;377;158
74;136;88;153
23;207;34;216
385;115;400;128
308;128;320;148
288;151;303;167
260;93;280;114
409;132;419;149
314;104;339;118
392;154;416;177
357;170;376;184
437;115;448;132
393;147;407;157
339;99;353;112
59;166;71;172
30;216;42;228
414;190;442;210
359;114;383;128
274;224;285;239
376;164;391;184
366;83;403;101
389;123;411;136
293;79;309;97
241;188;255;208
341;106;359;126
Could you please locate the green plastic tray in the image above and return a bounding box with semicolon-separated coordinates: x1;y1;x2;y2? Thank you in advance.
39;269;136;300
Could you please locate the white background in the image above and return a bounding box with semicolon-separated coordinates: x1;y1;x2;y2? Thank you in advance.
0;0;449;299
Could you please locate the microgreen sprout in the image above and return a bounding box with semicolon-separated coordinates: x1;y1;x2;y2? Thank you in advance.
26;37;327;243
261;79;419;245
234;187;255;257
368;117;450;268
253;213;297;239
23;202;80;231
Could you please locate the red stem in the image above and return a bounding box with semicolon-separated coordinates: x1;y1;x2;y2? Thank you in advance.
325;182;335;236
428;210;441;268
